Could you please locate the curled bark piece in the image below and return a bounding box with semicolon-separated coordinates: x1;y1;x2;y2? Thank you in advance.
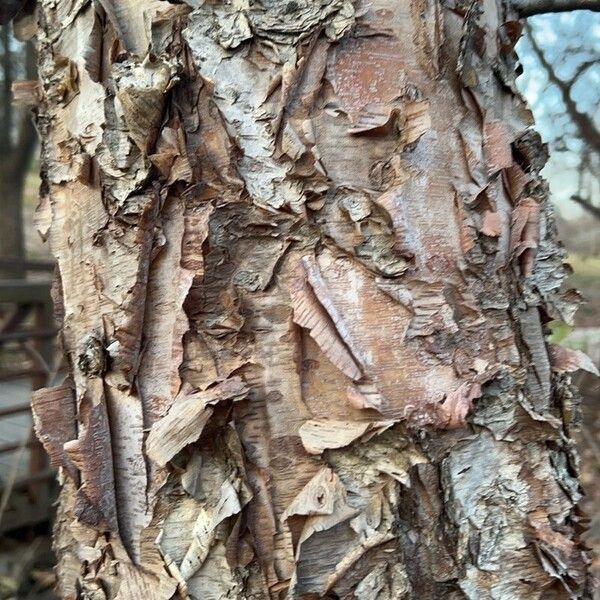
299;419;393;455
346;101;431;143
282;467;346;521
11;80;40;106
324;495;397;593
145;377;250;467
548;344;599;376
96;0;167;56
175;438;251;581
291;256;363;381
346;383;384;412
511;198;541;277
437;381;483;429
115;60;173;155
103;386;149;565
31;379;78;478
285;467;357;596
64;393;119;534
484;120;513;175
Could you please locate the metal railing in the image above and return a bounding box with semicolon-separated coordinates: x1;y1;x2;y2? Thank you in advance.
0;258;57;532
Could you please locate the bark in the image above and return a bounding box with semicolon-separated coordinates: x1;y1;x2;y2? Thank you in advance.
30;0;596;599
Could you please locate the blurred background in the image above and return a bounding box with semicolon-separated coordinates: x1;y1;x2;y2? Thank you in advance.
0;9;598;600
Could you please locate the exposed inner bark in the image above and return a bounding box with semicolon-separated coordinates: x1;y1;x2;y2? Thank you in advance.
29;0;595;598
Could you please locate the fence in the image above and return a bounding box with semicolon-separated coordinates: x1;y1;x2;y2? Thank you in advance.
0;258;57;532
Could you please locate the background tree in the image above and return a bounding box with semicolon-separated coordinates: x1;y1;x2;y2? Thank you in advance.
0;13;37;279
19;0;600;599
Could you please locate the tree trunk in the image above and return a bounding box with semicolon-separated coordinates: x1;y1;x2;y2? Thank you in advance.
0;31;38;278
0;163;26;275
31;0;595;598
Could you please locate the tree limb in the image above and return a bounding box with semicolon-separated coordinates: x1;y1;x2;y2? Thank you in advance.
514;0;600;16
570;59;597;84
525;23;600;152
570;195;600;220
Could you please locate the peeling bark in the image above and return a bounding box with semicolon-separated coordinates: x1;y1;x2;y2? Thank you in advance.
33;0;596;598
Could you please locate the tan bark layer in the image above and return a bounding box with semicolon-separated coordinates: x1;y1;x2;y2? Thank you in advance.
31;0;595;598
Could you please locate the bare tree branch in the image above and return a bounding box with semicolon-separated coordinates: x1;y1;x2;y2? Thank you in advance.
525;23;600;152
570;59;597;84
570;194;600;220
514;0;600;16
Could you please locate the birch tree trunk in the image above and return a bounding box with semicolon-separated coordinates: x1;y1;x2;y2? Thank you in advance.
29;0;596;598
